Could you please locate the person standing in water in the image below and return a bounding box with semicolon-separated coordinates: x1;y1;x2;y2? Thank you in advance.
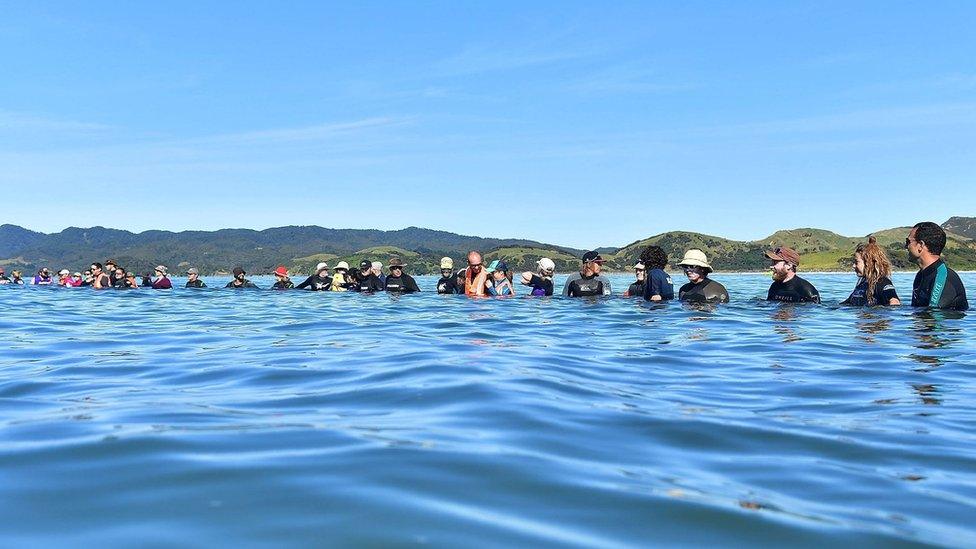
641;246;674;302
464;251;489;297
0;267;9;284
520;257;555;296
330;261;353;291
907;222;968;310
271;266;295;289
384;258;420;293
296;262;332;291
841;237;899;306
486;260;516;296
436;257;462;294
676;249;729;303
766;247;820;303
563;251;612;296
185;268;206;288
152;265;173;289
357;262;385;293
226;266;259;288
623;262;646;297
91;263;112;289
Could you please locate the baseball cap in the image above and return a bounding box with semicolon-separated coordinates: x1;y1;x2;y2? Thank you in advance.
360;260;371;269
581;251;605;263
765;247;800;266
58;269;70;276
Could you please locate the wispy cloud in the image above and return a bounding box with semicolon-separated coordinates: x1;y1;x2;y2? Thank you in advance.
0;110;113;134
433;38;604;76
182;117;412;146
568;63;695;95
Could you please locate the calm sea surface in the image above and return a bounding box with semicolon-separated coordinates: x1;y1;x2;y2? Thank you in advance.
1;272;974;547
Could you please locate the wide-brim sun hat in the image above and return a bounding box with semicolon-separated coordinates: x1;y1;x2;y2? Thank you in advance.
677;249;713;272
440;257;454;270
335;261;350;271
315;262;329;272
273;266;289;277
537;258;555;272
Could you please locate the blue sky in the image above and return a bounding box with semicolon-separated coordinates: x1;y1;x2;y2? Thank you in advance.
1;2;974;249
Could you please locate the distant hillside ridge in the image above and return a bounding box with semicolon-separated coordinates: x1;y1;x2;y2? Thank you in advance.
1;219;974;275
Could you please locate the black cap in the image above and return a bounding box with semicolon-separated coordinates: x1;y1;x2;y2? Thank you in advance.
581;251;605;263
360;260;370;269
233;266;245;276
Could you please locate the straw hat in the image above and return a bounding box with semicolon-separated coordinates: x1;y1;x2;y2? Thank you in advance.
677;249;713;272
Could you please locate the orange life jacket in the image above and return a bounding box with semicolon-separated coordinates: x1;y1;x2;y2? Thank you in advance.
465;267;489;297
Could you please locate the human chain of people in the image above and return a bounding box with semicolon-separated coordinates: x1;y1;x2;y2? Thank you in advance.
0;222;968;311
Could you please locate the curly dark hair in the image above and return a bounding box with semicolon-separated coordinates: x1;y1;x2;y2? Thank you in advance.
639;246;668;270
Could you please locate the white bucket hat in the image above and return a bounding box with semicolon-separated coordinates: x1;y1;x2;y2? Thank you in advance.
334;261;350;271
315;262;329;272
677;249;712;272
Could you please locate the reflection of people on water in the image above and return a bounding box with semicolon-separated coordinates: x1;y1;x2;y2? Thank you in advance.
841;237;900;306
907;222;968;311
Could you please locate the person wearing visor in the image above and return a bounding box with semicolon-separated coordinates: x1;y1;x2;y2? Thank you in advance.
486;260;516;296
563;251;612;297
677;249;729;303
384;258;420;293
296;262;332;291
521;257;555;296
436;257;461;294
226;266;258;288
766;247;820;303
623;262;646;297
564;251;611;297
185;268;206;288
464;251;489;297
907;222;968;310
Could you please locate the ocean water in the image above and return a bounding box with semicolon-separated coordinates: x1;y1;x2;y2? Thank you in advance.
1;272;974;547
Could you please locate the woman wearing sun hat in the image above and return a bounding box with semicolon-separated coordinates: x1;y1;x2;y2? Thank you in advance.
271;265;295;290
677;249;729;303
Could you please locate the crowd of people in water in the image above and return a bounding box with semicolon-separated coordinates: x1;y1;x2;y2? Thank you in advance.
0;222;968;310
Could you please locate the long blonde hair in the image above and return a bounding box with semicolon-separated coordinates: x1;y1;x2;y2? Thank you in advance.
855;236;892;305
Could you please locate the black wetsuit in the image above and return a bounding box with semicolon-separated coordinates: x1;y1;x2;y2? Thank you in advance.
271;280;294;290
141;277;153;287
567;274;607;297
525;275;554;296
296;274;332;291
0;275;10;284
911;259;968;311
767;275;820;303
112;278;128;289
185;279;206;288
357;274;385;293
437;275;461;294
679;279;730;303
384;274;420;293
626;281;645;297
841;276;898;306
226;279;259;289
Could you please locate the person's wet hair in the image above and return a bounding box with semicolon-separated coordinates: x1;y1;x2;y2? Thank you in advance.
639;246;668;270
912;222;947;255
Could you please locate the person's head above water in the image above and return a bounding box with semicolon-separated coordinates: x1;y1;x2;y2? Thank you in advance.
678;249;712;284
580;251;604;276
490;260;509;280
440;257;454;277
233;266;246;280
388;258;406;274
906;222;946;268
537;258;555;277
315;262;329;276
467;252;483;274
639;247;668;271
765;247;799;282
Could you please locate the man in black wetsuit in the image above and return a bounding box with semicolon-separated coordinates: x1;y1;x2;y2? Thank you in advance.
357;262;385;293
185;268;206;288
565;252;610;297
677;249;729;303
436;257;461;294
384;258;420;293
226;266;259;288
907;222;968;310
766;247;820;303
296;262;332;291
